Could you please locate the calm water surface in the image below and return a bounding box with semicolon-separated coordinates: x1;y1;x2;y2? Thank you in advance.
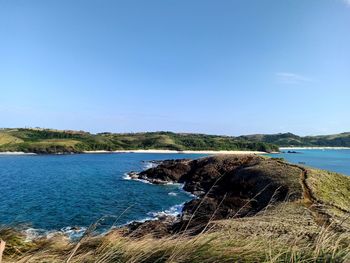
0;153;205;235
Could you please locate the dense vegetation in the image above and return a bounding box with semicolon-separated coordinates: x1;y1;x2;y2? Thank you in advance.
239;132;350;147
0;128;279;154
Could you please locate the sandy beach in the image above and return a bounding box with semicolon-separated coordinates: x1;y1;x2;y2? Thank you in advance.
83;149;268;155
0;151;37;155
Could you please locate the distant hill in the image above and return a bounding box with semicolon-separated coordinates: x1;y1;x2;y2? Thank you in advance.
239;132;350;147
0;128;278;154
1;128;349;154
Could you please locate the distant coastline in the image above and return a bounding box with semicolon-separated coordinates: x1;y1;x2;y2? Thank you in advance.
2;128;350;155
280;147;350;150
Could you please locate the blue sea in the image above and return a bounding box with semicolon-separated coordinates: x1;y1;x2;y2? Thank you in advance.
0;150;349;238
0;153;206;238
269;149;350;176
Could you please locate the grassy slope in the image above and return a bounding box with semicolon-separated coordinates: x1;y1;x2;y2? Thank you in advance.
240;132;350;147
0;133;23;145
0;128;279;153
1;159;350;262
307;169;350;215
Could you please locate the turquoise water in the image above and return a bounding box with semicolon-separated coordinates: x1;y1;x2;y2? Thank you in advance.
0;153;206;237
269;149;350;176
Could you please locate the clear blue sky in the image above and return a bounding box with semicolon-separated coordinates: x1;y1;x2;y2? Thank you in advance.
0;0;349;136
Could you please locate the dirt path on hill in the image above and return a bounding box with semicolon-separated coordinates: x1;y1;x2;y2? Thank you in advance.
276;160;350;229
298;166;331;226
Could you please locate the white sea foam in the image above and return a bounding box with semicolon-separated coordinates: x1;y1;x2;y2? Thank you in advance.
123;172;132;180
177;183;198;198
121;204;185;227
24;228;46;242
123;216;156;226
135;178;152;184
168;192;178;196
24;228;60;242
147;203;184;218
22;203;186;241
60;226;87;240
122;160;158;183
165;181;182;185
143;161;159;170
23;226;87;242
123;172;152;184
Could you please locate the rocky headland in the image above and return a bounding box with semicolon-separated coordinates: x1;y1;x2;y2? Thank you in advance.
125;155;350;237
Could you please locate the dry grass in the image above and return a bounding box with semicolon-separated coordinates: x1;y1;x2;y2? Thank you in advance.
0;133;23;146
2;200;349;263
307;168;350;212
33;139;81;147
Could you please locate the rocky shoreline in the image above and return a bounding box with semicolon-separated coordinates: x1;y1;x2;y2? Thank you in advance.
123;155;308;236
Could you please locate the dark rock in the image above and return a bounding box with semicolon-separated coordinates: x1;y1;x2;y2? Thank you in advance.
124;217;176;238
138;159;192;183
127;155;303;235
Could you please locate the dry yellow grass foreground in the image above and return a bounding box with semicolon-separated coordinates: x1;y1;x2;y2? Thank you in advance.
1;157;350;263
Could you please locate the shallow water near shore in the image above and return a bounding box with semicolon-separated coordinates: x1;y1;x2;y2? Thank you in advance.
0;153;206;238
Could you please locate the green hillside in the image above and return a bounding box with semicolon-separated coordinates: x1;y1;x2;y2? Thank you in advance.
1;128;349;154
239;132;350;147
0;128;278;154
